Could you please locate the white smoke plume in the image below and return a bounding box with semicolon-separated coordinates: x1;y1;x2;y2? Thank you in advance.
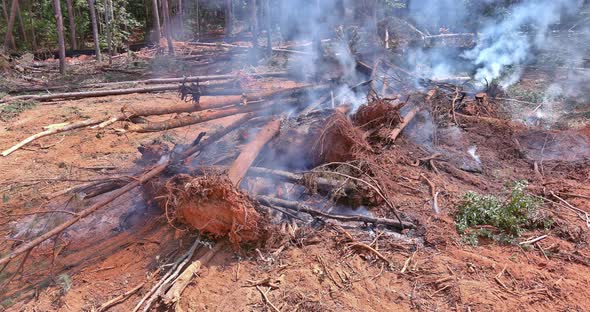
463;0;582;87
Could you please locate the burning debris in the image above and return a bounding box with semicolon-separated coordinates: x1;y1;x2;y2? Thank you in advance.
2;1;590;311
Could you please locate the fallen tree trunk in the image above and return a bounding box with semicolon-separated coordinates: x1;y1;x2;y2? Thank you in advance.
389;107;419;142
227;118;282;186
1;84;246;103
189;42;311;55
2;86;311;156
97;85;313;129
124;100;281;133
0;119;256;266
256;196;415;230
4;72;289;95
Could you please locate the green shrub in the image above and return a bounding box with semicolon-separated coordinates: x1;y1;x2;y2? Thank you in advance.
456;181;549;245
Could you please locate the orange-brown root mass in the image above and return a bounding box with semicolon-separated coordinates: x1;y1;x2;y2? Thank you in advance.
352;98;402;128
155;174;265;246
312;111;373;164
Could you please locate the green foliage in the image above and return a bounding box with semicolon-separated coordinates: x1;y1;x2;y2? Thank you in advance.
456;181;549;245
0;100;37;121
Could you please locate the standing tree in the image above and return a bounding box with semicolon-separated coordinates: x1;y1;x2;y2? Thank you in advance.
65;0;77;50
16;1;28;48
250;0;258;51
224;0;232;37
104;0;112;64
195;0;200;40
25;0;37;50
52;0;66;74
87;0;101;61
177;0;183;37
265;0;271;57
3;0;18;51
151;0;161;45
162;0;174;55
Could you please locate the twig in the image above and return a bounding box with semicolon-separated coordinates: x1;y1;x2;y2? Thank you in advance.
256;286;281;312
400;251;416;274
162;242;224;304
421;174;439;214
97;282;145;312
349;242;392;267
519;235;548;245
256;196;415;230
133;239;203;312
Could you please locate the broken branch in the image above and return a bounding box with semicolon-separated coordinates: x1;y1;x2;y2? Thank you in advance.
256;196;415;230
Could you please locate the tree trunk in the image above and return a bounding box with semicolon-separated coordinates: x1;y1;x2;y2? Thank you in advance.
2;0;16;49
87;0;101;61
195;0;200;40
3;0;18;51
162;0;174;55
151;0;161;44
52;0;66;74
177;0;183;37
104;0;112;64
250;0;258;50
265;0;271;57
65;0;77;50
224;0;232;37
26;0;36;50
16;0;28;47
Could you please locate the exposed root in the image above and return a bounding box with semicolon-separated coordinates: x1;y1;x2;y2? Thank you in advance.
353;98;402;129
155;174;266;246
312;111;373;165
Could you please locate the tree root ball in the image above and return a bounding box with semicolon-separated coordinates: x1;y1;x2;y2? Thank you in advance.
154;174;266;246
352;99;401;128
312;111;373;164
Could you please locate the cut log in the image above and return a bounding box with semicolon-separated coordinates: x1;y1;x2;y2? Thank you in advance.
97;86;313;129
256;196;415;230
389;107;419;142
0;84;246;103
124;101;280;133
188;41;311;55
227;118;282;186
179;113;255;162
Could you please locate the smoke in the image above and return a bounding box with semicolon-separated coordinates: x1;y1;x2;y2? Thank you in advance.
464;0;582;86
406;0;583;89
